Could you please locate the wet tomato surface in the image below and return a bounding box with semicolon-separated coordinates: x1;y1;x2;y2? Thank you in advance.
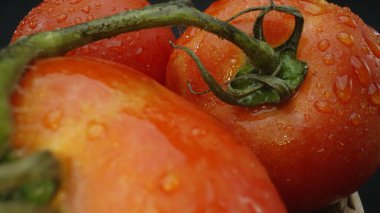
10;57;286;213
166;0;380;211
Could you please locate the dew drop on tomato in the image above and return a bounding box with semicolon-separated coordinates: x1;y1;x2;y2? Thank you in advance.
86;15;94;21
68;0;81;5
135;47;143;56
317;39;330;52
56;13;68;23
322;52;335;65
368;83;380;106
314;100;334;113
74;17;83;24
191;128;205;136
42;109;64;130
334;75;353;103
304;114;311;122
81;5;91;14
336;32;354;46
28;20;38;30
160;172;180;193
337;15;357;28
351;56;372;86
323;90;331;98
363;27;380;57
349;112;361;126
298;0;324;16
87;121;107;140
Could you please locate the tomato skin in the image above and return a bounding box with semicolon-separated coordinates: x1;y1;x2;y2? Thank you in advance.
12;0;175;84
10;57;286;213
166;0;380;211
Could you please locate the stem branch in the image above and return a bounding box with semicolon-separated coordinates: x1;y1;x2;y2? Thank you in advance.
0;0;280;156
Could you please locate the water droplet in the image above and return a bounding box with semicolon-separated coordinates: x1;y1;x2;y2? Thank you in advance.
336;32;353;46
338;15;357;28
349;112;361;126
304;114;311;122
86;15;94;21
42;109;63;130
317;39;330;51
276;122;284;130
314;100;334;113
87;122;107;139
299;0;324;15
135;47;143;55
74;17;82;24
351;56;371;86
161;172;179;192
334;75;353;103
363;27;380;57
191;128;204;136
69;0;81;4
322;53;335;65
361;45;370;55
81;5;91;14
368;84;380;106
278;135;293;145
56;13;67;23
28;20;38;30
324;90;331;98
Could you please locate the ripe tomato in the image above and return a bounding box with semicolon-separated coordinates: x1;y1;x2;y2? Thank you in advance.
12;0;175;84
166;0;380;211
10;57;286;212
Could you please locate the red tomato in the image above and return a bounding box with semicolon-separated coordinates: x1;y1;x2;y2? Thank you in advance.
166;0;380;211
10;57;286;213
12;0;175;84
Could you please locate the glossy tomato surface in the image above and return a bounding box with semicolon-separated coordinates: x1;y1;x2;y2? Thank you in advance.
10;57;286;213
12;0;175;84
166;0;380;211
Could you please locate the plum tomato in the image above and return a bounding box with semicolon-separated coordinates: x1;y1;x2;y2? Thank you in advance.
12;0;175;84
166;0;380;211
10;57;286;213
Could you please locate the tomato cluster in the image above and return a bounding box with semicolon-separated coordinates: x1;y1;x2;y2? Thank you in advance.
2;0;379;212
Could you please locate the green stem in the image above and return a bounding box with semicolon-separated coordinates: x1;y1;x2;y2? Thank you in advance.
0;151;60;193
0;0;280;157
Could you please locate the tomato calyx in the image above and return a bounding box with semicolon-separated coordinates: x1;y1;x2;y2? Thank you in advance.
175;0;308;107
0;151;60;210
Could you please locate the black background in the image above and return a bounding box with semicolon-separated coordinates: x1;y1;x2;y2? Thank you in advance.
0;0;379;212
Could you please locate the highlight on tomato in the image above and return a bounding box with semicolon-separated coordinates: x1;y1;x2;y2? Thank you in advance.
8;56;286;212
166;0;380;212
12;0;175;84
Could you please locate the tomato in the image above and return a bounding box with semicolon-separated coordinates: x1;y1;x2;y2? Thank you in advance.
166;0;380;211
12;0;175;84
10;56;286;212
